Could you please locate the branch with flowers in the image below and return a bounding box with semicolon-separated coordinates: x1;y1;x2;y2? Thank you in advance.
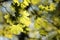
0;0;60;40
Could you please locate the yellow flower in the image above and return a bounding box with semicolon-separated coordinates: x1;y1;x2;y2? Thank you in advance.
4;14;10;19
3;26;13;38
45;6;49;11
21;4;27;8
20;10;30;16
0;29;12;38
21;0;30;8
23;0;29;6
4;14;14;25
34;17;53;31
34;17;47;29
19;16;31;26
34;17;42;29
26;28;30;31
6;18;14;25
19;10;31;26
39;5;45;10
10;24;23;35
2;24;24;38
44;3;56;11
49;3;56;11
4;31;13;39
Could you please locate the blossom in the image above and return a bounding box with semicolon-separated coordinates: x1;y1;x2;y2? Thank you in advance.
39;5;45;10
4;14;14;25
20;10;30;16
21;0;30;8
49;3;56;11
10;24;23;35
19;16;31;26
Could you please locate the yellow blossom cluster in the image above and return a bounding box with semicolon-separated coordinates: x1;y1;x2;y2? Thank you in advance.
39;3;56;11
0;24;25;38
18;10;31;26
